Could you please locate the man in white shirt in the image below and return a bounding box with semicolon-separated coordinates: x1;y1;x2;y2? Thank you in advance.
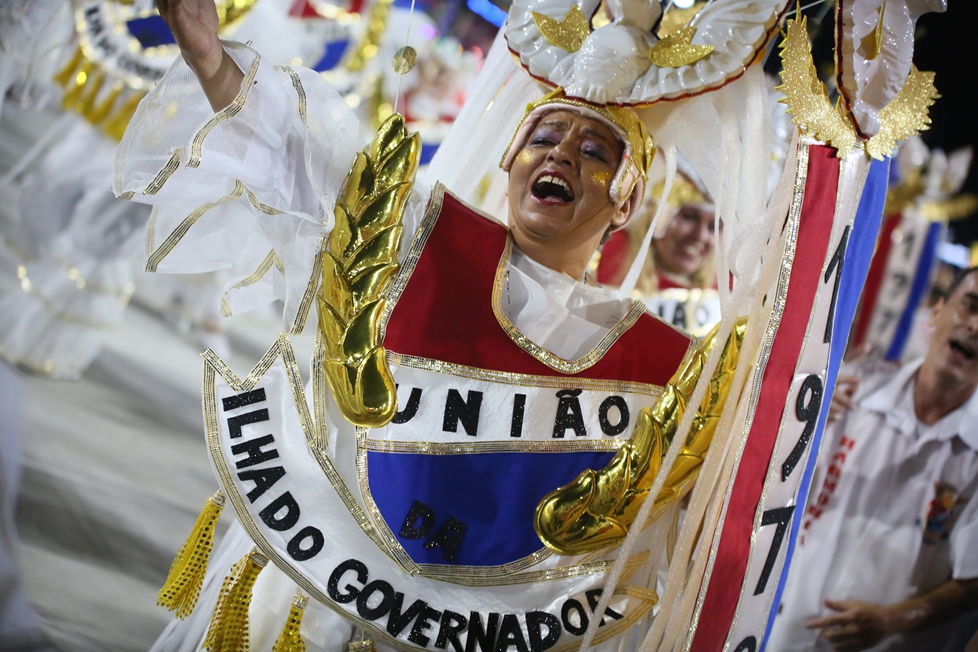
768;267;978;651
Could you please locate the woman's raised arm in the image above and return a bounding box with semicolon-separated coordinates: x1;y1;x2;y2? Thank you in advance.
156;0;244;111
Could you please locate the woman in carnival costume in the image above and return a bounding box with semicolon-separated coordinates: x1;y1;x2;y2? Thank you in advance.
113;0;943;649
598;165;720;335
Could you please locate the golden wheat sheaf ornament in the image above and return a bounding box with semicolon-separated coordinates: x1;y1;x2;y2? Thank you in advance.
318;115;421;428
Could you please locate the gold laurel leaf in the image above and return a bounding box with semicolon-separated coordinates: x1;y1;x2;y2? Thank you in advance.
649;27;715;68
357;184;414;240
319;255;354;318
776;15;856;156
350;264;399;308
532;6;590;53
339;154;375;213
375;137;422;191
343;300;385;362
316;300;347;352
866;67;939;161
356;348;399;425
330;205;357;262
318;114;419;428
346;225;402;279
371;112;410;163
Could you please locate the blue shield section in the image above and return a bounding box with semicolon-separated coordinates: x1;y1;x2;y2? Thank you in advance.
762;156;890;650
367;450;614;566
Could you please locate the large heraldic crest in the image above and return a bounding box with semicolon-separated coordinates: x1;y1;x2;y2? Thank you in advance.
161;0;945;649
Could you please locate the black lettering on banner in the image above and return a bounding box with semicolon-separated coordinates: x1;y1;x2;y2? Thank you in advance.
237;465;286;502
408;604;443;647
672;302;687;330
697;304;710;328
494;613;529;652
585;589;624;625
357;579;395;620
753;505;795;595
526;611;561;652
878;309;897;334
892;272;910;293
560;600;587;636
327;559;367;603
823;225;850;343
227;408;270;438
435;610;468;652
443;390;483;436
399;501;436;540
394;387;423;424
901;227;916;260
387;594;428;637
232;434;280;469
781;374;824;481
510;394;527;438
288;526;324;561
598;396;630;436
259;491;301;530
223;388;267;410
734;636;757;652
423;516;468;563
553;389;587;438
466;612;500;652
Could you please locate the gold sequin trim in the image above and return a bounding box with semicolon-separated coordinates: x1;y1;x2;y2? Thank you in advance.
143;152;181;196
388;351;664;397
291;233;327;335
491;237;651;374
187;54;262;169
220;250;284;317
362;438;625;455
275;64;308;127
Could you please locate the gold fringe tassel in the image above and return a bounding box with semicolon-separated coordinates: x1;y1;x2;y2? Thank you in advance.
272;591;309;652
203;549;269;652
158;490;226;618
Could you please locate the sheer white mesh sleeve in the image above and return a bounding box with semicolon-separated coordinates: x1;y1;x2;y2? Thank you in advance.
112;41;361;333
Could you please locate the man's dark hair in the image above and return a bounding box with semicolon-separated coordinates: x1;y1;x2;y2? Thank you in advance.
943;265;978;301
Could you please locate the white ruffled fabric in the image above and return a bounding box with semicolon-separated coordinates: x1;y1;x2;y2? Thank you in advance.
0;118;143;379
0;0;73;120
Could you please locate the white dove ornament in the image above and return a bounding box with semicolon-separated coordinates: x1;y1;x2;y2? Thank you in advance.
506;0;790;106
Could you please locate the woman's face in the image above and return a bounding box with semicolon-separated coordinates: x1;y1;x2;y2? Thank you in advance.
652;204;716;278
507;110;627;257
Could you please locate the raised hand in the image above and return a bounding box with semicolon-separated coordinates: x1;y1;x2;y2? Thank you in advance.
155;0;244;111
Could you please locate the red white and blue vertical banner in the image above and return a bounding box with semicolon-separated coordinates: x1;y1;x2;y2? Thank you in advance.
854;211;943;361
683;143;889;652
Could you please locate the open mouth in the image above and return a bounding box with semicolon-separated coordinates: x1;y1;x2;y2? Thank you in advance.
950;339;976;360
532;174;575;204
